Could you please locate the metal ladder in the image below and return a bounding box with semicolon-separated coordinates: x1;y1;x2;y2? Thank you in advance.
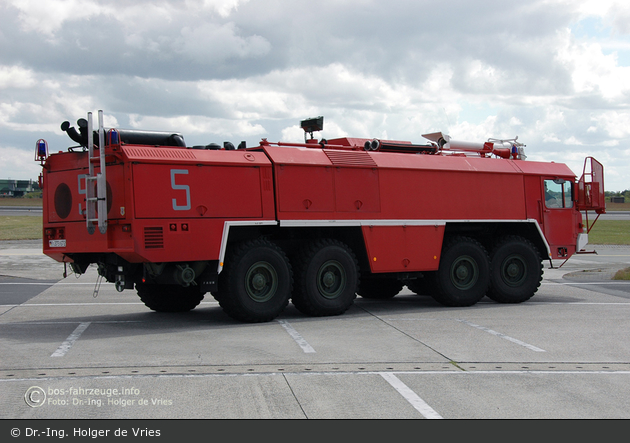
86;110;107;235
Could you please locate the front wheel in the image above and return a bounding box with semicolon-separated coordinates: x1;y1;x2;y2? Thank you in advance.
292;239;359;316
218;239;293;323
433;236;490;307
487;236;542;303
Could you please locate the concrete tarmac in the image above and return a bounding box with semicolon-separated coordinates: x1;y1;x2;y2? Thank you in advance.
1;239;630;420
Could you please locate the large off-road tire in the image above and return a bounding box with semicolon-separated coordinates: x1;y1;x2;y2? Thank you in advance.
432;236;490;307
487;236;543;303
358;277;403;299
136;283;205;312
217;238;293;323
292;239;359;316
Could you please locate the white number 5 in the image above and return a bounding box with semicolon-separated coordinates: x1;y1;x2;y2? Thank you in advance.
171;169;191;211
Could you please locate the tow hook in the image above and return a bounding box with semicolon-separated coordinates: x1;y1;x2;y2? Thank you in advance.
115;274;126;292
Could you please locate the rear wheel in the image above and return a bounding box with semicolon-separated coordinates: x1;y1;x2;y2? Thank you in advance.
292;239;359;316
487;236;542;303
433;236;490;307
217;238;293;323
136;283;204;312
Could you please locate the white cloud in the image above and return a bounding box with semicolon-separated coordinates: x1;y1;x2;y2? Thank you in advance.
177;22;271;63
591;111;630;139
556;29;630;100
9;0;105;37
186;0;250;17
0;146;43;181
0;65;36;89
128;114;265;138
9;0;250;37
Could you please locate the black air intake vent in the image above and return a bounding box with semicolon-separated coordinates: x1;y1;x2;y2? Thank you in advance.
144;227;164;249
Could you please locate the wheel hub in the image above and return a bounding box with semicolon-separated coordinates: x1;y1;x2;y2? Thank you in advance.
450;255;478;290
322;271;336;288
455;264;469;280
506;263;520;278
245;261;278;302
502;255;527;286
317;260;346;299
251;273;266;291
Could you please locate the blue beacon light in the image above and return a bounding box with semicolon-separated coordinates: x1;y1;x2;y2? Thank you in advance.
108;128;119;145
35;139;48;162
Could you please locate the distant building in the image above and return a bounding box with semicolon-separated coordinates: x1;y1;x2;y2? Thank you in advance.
610;196;625;203
0;179;37;197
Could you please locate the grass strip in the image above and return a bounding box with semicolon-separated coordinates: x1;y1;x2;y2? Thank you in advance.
0;216;42;240
587;220;630;245
613;267;630;280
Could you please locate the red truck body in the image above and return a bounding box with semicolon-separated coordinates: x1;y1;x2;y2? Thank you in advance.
36;112;606;322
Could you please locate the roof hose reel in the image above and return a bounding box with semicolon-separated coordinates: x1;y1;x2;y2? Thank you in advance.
364;139;380;151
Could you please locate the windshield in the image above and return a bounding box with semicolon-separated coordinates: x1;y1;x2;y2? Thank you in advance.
544;179;573;209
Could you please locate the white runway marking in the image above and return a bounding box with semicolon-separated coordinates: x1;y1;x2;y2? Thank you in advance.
379;372;443;419
277;320;316;353
51;322;91;357
458;319;546;352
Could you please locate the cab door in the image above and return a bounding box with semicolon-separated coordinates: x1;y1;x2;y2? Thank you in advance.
541;178;577;258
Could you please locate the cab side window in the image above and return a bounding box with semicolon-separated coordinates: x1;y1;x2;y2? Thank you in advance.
544;179;573;209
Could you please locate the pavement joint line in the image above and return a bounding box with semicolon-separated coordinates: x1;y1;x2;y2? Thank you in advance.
529;302;630;305
2;320;144;325
543;281;630;285
0;301;220;307
2;369;630;384
1;302;146;307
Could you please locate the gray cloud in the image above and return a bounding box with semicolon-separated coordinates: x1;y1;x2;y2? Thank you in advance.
1;0;629;191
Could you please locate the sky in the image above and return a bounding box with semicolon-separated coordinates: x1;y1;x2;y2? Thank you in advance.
1;0;629;192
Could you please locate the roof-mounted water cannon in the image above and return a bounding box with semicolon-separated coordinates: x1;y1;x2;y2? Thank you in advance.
422;132;527;159
301;116;324;142
488;137;527;160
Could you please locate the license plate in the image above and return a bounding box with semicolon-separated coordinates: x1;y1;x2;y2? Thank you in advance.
49;239;66;248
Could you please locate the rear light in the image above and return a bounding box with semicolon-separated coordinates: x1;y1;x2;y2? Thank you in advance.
44;227;66;239
122;224;132;233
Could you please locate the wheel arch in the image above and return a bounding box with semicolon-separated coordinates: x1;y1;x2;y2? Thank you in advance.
224;224;370;274
443;220;549;261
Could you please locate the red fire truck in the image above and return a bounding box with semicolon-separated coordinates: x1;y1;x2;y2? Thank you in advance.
35;111;605;322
